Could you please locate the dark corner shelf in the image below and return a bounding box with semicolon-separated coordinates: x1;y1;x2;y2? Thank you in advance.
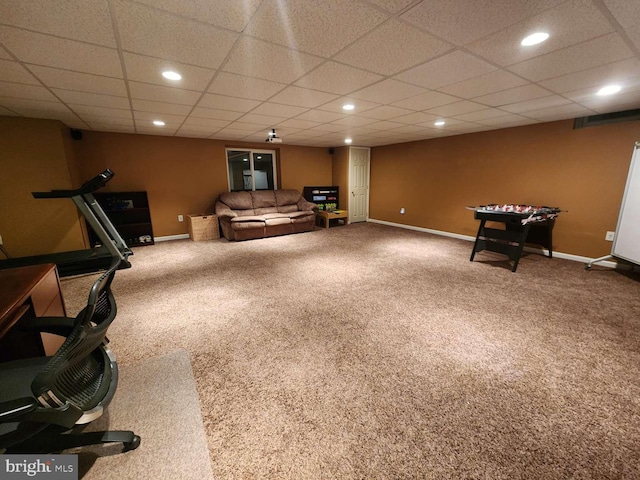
87;191;154;248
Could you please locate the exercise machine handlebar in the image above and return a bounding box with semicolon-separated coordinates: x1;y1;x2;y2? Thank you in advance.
32;169;114;199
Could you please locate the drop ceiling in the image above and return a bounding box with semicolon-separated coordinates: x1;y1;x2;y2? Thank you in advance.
1;0;639;147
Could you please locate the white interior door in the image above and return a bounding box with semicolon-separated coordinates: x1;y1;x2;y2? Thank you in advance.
348;147;370;223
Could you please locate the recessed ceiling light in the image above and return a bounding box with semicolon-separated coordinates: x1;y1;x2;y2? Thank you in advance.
256;156;262;159
152;120;165;126
521;32;549;46
243;158;248;162
162;70;182;81
434;120;446;126
342;104;355;111
597;84;622;96
345;138;353;144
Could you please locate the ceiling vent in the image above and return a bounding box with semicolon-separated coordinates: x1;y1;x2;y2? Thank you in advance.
574;108;640;129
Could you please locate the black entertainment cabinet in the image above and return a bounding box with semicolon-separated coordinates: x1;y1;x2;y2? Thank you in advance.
88;191;154;247
303;186;339;211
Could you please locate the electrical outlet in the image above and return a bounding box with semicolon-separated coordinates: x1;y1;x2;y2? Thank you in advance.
605;231;615;241
400;208;405;214
178;215;184;222
0;234;3;245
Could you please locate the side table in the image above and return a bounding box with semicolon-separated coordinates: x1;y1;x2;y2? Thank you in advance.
317;210;348;229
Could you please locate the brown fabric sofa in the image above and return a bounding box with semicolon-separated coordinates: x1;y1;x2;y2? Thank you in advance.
215;190;317;241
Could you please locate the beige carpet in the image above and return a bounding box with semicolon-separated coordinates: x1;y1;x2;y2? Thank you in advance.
61;223;640;479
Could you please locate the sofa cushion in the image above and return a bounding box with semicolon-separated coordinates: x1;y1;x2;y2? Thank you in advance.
288;211;314;219
278;204;298;214
251;190;277;208
265;217;292;226
275;189;301;207
255;207;279;215
232;221;265;231
219;191;253;210
263;213;291;219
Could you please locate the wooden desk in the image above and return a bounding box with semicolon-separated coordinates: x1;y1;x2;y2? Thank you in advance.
0;263;66;362
317;210;349;229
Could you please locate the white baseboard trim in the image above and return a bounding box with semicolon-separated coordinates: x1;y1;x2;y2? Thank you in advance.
367;218;621;269
155;234;190;242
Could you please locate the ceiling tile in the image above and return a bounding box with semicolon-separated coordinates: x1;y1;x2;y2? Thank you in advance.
523;103;594;121
508;33;634;82
391;111;440;124
239;113;287;126
210;130;249;139
316;97;382;114
400;0;563;45
136;127;178;136
475;113;532;125
176;130;214;138
122;53;215;91
132;99;192;115
0;81;57;101
69;104;132;118
0;106;19;116
0;60;40;85
0;49;14;60
1;0;116;47
208;72;286;101
308;123;349;133
276;118;322;129
453;108;515;122
251;103;308;118
602;0;640;29
197;93;261;112
132;0;261;32
363;120;405;130
499;95;570;113
181;118;230;129
564;83;640;112
190;107;243;121
395;50;497;89
245;0;388;57
331;116;379;127
269;86;339;108
365;0;418;13
0;97;70;114
425;100;488;116
388;124;431;134
472;84;551;106
223;36;323;83
128;81;201;105
350;79;428;104
83;115;134;127
132;111;185;124
294;110;344;123
539;58;640;93
391;91;459;110
89;124;135;134
358;105;414;120
466;0;614;67
221;122;264;133
29;66;127;96
333;19;453;76
0;27;122;77
53;89;129;109
438;69;529;98
294;62;383;95
114;0;239;69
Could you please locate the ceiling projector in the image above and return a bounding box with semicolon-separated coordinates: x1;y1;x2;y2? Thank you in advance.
265;128;282;143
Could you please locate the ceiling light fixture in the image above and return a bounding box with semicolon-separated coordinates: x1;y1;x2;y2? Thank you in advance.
345;138;353;144
152;120;165;126
434;120;446;126
162;70;182;81
597;84;622;96
521;32;549;46
342;104;355;111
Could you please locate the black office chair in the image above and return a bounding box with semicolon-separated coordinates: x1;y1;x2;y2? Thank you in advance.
0;259;140;454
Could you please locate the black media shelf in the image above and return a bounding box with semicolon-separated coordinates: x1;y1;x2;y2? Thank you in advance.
88;191;154;247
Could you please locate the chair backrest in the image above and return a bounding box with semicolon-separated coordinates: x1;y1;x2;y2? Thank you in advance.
31;259;121;411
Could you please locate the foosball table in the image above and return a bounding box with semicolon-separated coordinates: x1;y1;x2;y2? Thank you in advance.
468;204;562;272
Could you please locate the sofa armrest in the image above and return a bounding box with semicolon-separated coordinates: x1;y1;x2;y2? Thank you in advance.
215;202;238;219
297;198;318;212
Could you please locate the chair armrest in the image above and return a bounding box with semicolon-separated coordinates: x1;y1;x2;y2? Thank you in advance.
297;198;318;212
18;316;76;337
215;203;238;219
0;398;37;423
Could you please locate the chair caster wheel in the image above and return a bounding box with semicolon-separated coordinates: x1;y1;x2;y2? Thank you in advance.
123;435;141;452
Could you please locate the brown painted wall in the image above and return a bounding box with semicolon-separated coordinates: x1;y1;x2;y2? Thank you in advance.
0;117;85;257
72;132;332;237
332;146;349;210
370;119;640;258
